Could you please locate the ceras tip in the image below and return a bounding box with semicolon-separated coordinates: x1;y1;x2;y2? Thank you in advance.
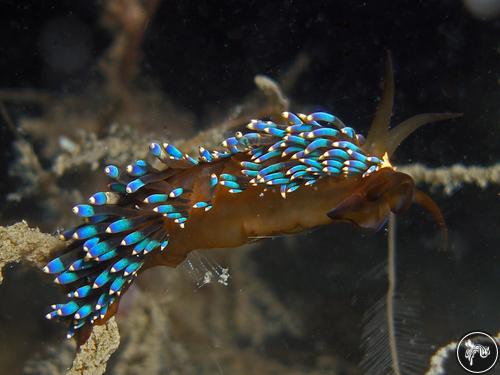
72;204;95;217
104;165;119;179
169;187;183;198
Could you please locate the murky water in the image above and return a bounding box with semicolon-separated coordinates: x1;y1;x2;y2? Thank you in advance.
0;1;498;374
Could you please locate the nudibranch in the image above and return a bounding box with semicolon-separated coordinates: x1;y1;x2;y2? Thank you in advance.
43;56;461;344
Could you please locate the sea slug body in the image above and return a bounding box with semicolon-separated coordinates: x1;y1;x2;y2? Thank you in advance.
43;55;460;344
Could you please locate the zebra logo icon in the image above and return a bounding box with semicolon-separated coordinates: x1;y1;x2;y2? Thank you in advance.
457;332;498;374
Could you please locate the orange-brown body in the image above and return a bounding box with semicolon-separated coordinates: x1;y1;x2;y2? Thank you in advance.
148;157;362;268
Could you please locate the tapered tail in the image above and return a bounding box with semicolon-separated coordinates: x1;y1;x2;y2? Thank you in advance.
413;189;448;251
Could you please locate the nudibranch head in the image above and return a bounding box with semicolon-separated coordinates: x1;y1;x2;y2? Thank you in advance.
327;168;416;231
321;52;459;244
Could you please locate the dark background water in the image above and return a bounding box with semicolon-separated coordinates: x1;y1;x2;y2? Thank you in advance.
1;0;498;164
0;1;498;374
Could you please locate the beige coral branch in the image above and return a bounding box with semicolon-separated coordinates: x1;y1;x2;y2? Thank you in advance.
425;332;500;375
52;125;147;177
399;163;500;194
254;75;290;110
0;221;61;284
66;320;120;375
